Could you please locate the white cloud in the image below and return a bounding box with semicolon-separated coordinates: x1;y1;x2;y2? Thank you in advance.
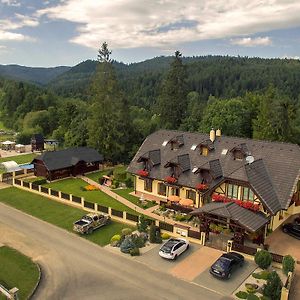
37;0;300;49
0;30;34;41
0;13;38;42
230;36;272;47
1;0;20;7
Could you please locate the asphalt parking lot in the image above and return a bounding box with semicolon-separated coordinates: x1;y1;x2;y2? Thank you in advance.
135;242;202;273
193;259;257;295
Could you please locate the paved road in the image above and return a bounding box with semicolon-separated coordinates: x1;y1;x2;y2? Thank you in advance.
0;203;227;300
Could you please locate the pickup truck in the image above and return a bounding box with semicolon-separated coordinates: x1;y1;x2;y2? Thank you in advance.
73;212;111;234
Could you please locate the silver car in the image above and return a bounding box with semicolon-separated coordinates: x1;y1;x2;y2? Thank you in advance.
159;238;189;260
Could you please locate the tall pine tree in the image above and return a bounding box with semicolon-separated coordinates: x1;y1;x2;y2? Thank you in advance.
87;42;131;162
156;51;188;129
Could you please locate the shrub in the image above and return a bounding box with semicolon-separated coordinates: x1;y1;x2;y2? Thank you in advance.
32;178;47;185
130;247;140;256
149;225;162;243
247;294;259;300
282;255;295;275
113;180;120;188
137;215;148;233
131;234;145;248
235;291;248;299
110;234;121;247
175;214;186;221
263;271;282;300
121;228;132;236
120;236;135;253
252;270;270;280
259;296;270;300
245;283;258;294
254;250;272;269
159;204;166;211
113;169;127;182
161;233;170;240
124;177;133;188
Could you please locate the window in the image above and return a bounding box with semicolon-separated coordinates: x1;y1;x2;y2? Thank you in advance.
186;190;196;201
242;187;254;201
201;147;208;156
233;150;244;160
158;182;166;196
227;184;238;199
171;187;179;196
144;178;153;192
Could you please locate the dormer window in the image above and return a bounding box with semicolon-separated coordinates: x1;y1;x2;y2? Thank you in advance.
168;135;184;150
201;146;209;156
230;143;249;161
232;150;245;161
197;139;214;156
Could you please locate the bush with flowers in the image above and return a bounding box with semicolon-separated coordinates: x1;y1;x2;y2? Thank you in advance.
84;184;99;191
164;176;177;184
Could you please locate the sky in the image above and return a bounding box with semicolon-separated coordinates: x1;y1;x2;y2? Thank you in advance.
0;0;299;67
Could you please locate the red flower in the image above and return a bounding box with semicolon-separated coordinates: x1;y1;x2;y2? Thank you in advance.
164;176;177;184
137;169;149;177
196;183;208;190
212;194;226;202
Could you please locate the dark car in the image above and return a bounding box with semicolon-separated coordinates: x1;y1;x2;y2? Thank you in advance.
282;223;300;239
210;252;244;279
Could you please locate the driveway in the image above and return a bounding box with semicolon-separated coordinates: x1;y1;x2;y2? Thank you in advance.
194;260;257;295
134;243;201;274
0;203;224;300
266;224;300;300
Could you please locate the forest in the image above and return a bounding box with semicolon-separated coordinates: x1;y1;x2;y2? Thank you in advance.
0;44;300;163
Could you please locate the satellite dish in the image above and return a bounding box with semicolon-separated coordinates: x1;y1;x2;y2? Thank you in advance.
246;155;255;164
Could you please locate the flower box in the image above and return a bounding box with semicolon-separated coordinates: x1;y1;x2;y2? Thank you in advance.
195;183;208;191
137;169;149;177
212;194;260;212
164;176;177;184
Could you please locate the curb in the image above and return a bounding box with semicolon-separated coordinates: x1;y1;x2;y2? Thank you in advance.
28;262;42;299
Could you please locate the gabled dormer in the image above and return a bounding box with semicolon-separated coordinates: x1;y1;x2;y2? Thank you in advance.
137;149;161;171
167;135;184;150
164;154;191;179
195;139;215;156
230;143;249;161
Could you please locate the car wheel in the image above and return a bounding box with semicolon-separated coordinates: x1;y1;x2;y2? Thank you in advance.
186;244;190;250
227;273;231;279
283;227;288;233
174;254;178;260
88;228;93;234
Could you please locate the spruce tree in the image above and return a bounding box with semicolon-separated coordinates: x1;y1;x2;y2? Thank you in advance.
156;51;188;129
87;42;131;162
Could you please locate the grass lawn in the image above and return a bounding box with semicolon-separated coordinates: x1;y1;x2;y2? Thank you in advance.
114;188;157;209
0;246;39;300
0;153;37;164
43;178;137;214
0;187;134;247
86;165;132;183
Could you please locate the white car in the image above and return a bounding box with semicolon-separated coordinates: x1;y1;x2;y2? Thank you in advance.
159;238;189;260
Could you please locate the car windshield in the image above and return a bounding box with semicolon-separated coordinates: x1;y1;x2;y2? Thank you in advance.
82;216;92;222
213;257;231;272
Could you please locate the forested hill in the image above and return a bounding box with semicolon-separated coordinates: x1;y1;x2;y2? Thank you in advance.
47;56;300;106
0;64;70;85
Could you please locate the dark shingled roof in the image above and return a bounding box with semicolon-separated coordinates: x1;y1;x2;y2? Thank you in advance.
33;147;103;171
209;159;223;179
128;130;300;215
245;159;281;215
32;134;44;143
191;202;269;232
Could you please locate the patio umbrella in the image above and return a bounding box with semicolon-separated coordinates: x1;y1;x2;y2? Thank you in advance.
179;198;194;206
168;195;181;202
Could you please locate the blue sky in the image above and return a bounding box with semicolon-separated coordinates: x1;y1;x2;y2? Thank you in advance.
0;0;299;67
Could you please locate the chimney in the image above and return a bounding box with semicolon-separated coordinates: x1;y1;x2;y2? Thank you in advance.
216;129;221;137
210;128;216;142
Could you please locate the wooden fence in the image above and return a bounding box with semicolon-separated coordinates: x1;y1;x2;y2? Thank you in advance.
12;178;204;243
